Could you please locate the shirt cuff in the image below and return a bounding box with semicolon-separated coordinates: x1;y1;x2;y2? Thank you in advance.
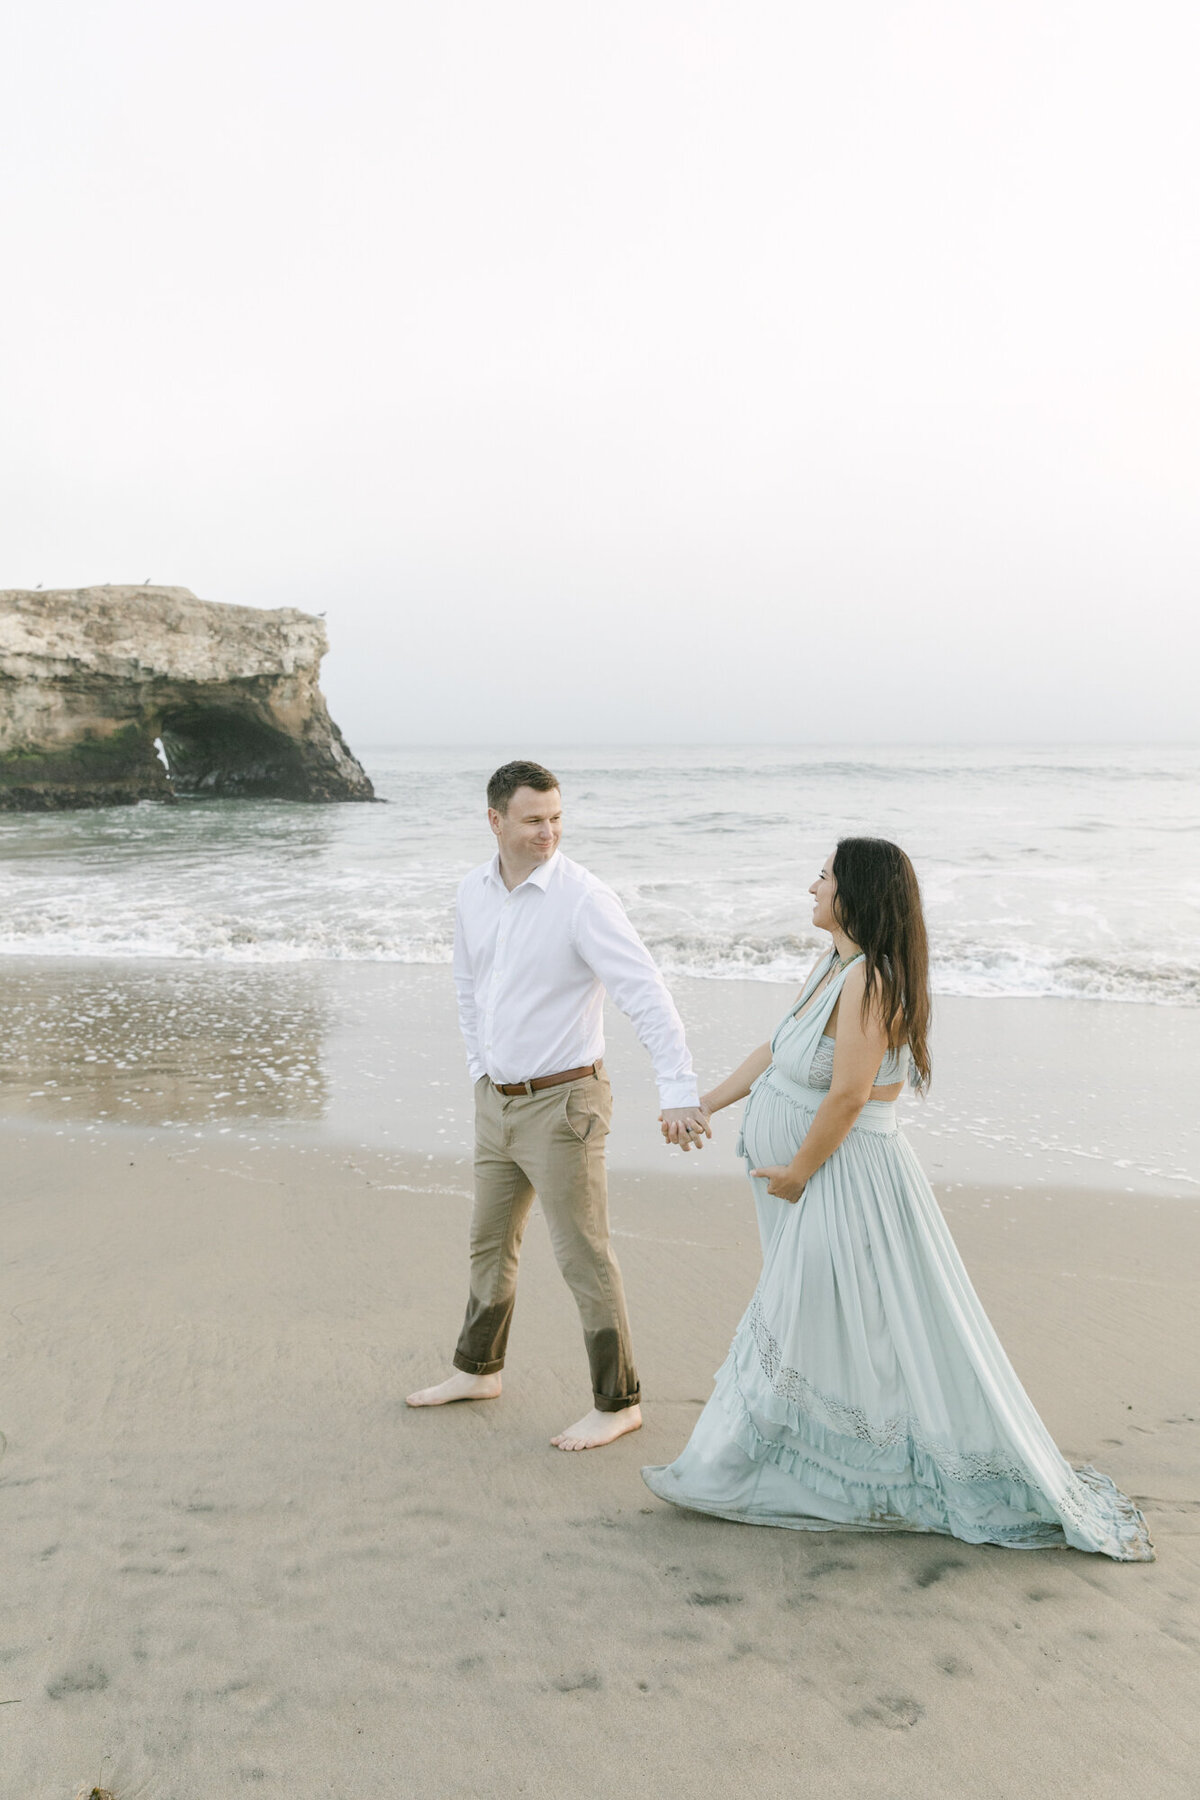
658;1080;701;1109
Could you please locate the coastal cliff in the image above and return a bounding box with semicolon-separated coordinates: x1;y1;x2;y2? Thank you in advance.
0;586;375;809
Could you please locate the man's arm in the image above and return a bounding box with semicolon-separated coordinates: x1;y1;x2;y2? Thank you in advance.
572;886;702;1119
452;892;486;1083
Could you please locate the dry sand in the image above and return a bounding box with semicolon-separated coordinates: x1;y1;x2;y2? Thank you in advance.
2;1112;1198;1799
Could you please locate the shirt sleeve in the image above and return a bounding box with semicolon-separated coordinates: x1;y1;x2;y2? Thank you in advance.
572;887;699;1108
452;890;486;1083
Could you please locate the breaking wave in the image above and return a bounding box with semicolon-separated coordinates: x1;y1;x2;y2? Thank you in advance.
2;741;1197;1006
0;909;1196;1005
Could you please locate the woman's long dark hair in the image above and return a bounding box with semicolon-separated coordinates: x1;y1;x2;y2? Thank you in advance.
832;837;931;1090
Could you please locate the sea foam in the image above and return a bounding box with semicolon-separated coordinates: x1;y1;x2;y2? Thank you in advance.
1;743;1196;1006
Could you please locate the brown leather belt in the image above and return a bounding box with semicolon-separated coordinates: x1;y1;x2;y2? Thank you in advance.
493;1063;597;1096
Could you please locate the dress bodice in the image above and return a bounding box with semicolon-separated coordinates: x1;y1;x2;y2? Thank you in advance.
770;952;910;1091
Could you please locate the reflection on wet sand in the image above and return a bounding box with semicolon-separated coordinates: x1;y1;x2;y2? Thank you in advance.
3;959;1197;1193
0;959;329;1128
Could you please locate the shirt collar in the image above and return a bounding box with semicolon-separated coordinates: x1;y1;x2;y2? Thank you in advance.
485;848;561;893
525;849;561;890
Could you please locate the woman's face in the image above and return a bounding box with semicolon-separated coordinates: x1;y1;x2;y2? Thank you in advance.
809;854;839;933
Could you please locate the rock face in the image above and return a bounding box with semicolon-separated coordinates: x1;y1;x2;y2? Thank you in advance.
0;586;375;810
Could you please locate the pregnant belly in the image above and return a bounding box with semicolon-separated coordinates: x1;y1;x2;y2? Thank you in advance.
740;1072;817;1169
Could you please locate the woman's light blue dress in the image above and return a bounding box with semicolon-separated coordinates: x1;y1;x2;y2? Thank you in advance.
642;952;1154;1561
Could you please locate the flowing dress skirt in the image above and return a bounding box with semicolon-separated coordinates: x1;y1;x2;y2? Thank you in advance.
642;1066;1153;1561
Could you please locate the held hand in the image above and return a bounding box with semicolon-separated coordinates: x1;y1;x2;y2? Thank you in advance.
752;1164;807;1203
659;1104;712;1151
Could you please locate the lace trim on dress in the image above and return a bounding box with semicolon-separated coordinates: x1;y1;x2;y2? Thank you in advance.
801;1034;907;1092
807;1036;835;1090
716;1361;1071;1546
751;1298;1076;1502
737;1306;1154;1557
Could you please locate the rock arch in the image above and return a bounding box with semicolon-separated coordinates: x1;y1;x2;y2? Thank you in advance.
0;586;375;810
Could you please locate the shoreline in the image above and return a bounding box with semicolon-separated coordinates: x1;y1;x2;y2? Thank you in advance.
2;954;1196;1198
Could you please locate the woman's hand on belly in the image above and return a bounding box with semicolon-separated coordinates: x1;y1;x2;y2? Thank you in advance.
751;1162;807;1204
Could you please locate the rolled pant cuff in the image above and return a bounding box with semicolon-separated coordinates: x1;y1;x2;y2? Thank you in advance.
594;1389;641;1414
453;1350;505;1377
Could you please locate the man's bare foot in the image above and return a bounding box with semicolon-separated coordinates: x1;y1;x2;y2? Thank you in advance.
550;1403;643;1451
405;1370;502;1407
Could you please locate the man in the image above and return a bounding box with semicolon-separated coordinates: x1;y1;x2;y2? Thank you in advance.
406;759;710;1450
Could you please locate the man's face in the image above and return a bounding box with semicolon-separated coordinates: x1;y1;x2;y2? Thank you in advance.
489;786;563;873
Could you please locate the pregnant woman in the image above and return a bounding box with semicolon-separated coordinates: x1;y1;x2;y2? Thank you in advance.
643;838;1153;1560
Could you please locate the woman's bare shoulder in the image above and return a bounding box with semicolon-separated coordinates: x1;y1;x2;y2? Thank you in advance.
839;958;890;1036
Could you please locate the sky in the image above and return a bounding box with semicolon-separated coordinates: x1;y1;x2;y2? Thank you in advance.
2;1;1198;745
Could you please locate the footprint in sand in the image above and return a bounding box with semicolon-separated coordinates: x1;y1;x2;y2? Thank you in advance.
914;1557;966;1588
936;1654;973;1677
849;1694;925;1730
45;1662;109;1700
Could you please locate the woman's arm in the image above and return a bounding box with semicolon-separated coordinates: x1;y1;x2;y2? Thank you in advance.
663;950;829;1147
660;1040;772;1147
689;951;828;1123
753;963;890;1202
701;1042;773;1115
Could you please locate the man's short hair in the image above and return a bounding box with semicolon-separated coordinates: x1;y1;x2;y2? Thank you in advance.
487;760;561;814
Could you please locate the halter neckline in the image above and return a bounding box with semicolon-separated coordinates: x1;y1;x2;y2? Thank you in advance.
791;949;864;1023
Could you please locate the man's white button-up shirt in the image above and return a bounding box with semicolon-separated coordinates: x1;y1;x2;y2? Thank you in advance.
453;850;699;1108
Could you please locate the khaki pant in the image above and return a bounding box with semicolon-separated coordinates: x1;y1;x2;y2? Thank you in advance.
452;1065;640;1412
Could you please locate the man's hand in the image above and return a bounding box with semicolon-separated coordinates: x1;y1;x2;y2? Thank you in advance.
752;1164;807;1202
660;1104;712;1151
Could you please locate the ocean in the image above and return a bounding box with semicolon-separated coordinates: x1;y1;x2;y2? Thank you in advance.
1;743;1197;1007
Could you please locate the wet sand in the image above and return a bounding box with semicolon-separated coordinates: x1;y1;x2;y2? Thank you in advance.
1;957;1198;1796
3;956;1198;1195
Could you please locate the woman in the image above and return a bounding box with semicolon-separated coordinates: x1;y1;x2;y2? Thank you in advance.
643;838;1153;1561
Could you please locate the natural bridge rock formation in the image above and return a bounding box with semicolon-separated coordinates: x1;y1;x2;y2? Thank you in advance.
0;586;376;810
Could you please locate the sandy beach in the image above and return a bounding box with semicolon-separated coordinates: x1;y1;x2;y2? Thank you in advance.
2;961;1198;1797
